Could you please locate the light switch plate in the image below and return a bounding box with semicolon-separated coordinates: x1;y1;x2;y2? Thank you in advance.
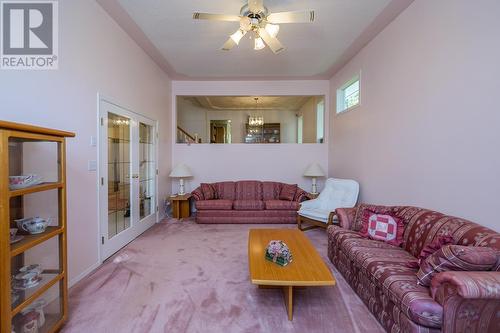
88;160;97;171
90;136;97;147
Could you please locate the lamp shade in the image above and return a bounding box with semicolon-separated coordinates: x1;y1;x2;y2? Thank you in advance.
169;163;192;178
303;163;325;177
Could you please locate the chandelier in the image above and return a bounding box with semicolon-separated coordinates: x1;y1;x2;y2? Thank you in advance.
249;116;264;126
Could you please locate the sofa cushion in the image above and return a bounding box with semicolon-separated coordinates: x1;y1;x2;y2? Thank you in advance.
233;200;265;211
330;227;443;328
195;199;233;211
200;183;216;200
417;245;499;286
360;210;404;246
235;181;263;200
213;182;236;200
265;200;300;211
279;184;297;201
262;182;282;200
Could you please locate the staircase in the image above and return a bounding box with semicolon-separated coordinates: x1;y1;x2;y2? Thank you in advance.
177;126;201;143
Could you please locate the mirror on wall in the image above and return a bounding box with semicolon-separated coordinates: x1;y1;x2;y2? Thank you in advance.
176;95;325;144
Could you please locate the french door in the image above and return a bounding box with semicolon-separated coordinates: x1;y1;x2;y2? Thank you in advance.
99;100;158;260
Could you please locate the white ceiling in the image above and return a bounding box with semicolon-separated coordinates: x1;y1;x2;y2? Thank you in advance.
118;0;393;78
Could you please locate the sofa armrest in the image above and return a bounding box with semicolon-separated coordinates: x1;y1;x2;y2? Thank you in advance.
431;271;500;333
335;207;357;230
294;188;310;202
431;271;500;302
191;187;204;201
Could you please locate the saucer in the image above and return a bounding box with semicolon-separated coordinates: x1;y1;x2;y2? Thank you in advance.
10;235;24;244
13;276;42;290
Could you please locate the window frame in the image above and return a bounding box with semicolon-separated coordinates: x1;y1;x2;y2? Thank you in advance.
316;99;324;143
336;72;361;115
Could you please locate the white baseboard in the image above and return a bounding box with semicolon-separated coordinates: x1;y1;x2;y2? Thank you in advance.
69;261;101;288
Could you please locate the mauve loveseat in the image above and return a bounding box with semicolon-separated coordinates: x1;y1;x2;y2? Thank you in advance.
328;204;500;333
191;181;309;224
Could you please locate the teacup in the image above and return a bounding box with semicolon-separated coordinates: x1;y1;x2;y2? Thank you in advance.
15;271;40;288
10;228;18;240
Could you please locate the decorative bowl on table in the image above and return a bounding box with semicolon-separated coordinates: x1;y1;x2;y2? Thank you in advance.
265;240;293;266
9;174;43;190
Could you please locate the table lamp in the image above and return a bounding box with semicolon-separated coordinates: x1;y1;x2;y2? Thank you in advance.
169;163;192;195
303;163;325;194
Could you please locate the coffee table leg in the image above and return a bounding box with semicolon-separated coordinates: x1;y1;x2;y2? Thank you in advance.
283;286;293;320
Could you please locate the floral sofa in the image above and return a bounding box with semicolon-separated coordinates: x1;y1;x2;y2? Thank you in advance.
191;181;309;224
328;204;500;333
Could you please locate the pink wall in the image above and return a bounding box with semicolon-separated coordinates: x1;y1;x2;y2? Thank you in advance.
329;0;500;231
172;81;330;193
0;1;172;285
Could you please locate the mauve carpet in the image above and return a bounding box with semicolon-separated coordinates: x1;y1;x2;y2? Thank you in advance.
62;219;383;333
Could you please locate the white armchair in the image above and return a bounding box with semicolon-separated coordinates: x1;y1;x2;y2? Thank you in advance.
298;178;359;231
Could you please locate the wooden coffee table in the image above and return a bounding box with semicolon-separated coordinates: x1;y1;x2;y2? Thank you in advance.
248;229;336;320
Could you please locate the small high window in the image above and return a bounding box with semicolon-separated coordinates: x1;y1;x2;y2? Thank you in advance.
316;100;324;143
336;74;360;114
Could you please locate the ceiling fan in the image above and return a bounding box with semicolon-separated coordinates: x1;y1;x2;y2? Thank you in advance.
193;0;315;54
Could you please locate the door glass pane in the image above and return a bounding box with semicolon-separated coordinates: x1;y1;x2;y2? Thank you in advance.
108;113;131;239
139;122;155;220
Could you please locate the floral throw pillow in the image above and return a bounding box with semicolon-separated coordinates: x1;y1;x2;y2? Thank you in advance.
417;245;499;286
360;210;404;246
279;184;297;201
200;183;216;200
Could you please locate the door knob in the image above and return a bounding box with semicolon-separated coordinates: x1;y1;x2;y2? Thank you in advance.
131;174;139;179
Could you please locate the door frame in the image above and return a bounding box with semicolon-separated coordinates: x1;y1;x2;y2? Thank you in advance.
97;95;159;262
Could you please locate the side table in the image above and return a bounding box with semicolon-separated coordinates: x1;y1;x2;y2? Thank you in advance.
169;193;192;218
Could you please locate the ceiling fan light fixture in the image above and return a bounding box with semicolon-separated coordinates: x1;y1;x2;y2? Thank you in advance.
264;23;280;38
230;30;246;45
254;37;265;50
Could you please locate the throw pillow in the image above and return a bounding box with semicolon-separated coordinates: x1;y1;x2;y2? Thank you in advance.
405;235;455;269
200;183;216;200
418;235;456;262
279;184;297;201
360;210;404;246
417;245;499;286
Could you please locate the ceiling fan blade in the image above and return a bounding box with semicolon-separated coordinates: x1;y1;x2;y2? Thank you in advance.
193;13;241;22
258;28;285;54
248;0;264;13
267;11;315;24
221;38;237;51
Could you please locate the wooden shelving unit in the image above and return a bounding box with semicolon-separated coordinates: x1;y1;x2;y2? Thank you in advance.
244;123;281;144
0;121;74;333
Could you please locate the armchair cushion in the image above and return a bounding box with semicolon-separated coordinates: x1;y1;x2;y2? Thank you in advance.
279;184;297;201
417;245;499;286
298;208;331;223
265;200;300;211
